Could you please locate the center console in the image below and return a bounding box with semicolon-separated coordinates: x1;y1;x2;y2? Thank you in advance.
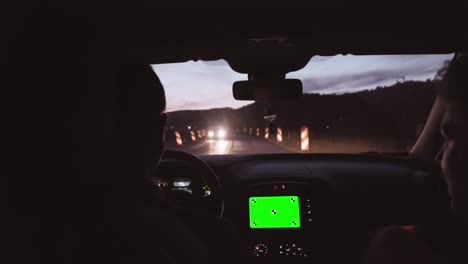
244;181;333;261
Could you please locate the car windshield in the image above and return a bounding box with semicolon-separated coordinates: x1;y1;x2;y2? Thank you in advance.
153;54;453;155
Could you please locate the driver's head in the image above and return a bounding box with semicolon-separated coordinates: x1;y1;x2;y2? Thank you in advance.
437;54;468;218
113;63;168;177
72;62;167;187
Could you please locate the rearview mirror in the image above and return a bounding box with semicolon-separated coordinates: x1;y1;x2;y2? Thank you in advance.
233;79;303;101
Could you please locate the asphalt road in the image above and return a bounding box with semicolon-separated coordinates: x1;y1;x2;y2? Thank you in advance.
174;136;294;155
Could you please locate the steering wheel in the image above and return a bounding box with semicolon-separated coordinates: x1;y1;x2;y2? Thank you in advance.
161;150;224;219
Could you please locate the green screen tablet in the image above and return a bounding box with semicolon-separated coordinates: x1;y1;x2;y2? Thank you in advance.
249;196;301;228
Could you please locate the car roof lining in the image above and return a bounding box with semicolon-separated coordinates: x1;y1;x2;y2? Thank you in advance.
82;9;467;65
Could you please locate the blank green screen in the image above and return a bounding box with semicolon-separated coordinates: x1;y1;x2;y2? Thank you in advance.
249;196;301;228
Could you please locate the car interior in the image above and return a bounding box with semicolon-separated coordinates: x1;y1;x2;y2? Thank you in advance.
7;7;468;264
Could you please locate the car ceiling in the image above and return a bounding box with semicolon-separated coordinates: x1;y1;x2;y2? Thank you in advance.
9;7;467;74
81;8;468;68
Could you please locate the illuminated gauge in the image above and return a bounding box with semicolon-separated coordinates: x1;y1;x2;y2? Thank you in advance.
153;178;169;188
172;178;191;188
202;185;211;197
253;243;268;257
170;187;192;194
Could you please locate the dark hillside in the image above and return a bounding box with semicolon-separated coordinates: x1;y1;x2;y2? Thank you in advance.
167;80;436;144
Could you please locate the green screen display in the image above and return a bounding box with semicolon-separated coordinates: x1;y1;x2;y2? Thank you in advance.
249;196;301;228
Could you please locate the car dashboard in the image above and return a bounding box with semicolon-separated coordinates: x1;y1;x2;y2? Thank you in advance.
153;153;450;264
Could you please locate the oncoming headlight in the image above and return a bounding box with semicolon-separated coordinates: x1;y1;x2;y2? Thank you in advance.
208;130;214;138
217;129;226;138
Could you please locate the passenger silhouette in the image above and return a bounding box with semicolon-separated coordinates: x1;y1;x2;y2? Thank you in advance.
362;54;468;264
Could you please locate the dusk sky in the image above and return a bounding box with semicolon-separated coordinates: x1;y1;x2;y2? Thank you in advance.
152;54;453;112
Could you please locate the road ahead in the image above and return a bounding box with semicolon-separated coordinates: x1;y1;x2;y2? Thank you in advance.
174;136;295;155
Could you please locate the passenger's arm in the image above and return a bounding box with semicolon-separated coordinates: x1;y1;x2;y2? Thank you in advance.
411;97;446;161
